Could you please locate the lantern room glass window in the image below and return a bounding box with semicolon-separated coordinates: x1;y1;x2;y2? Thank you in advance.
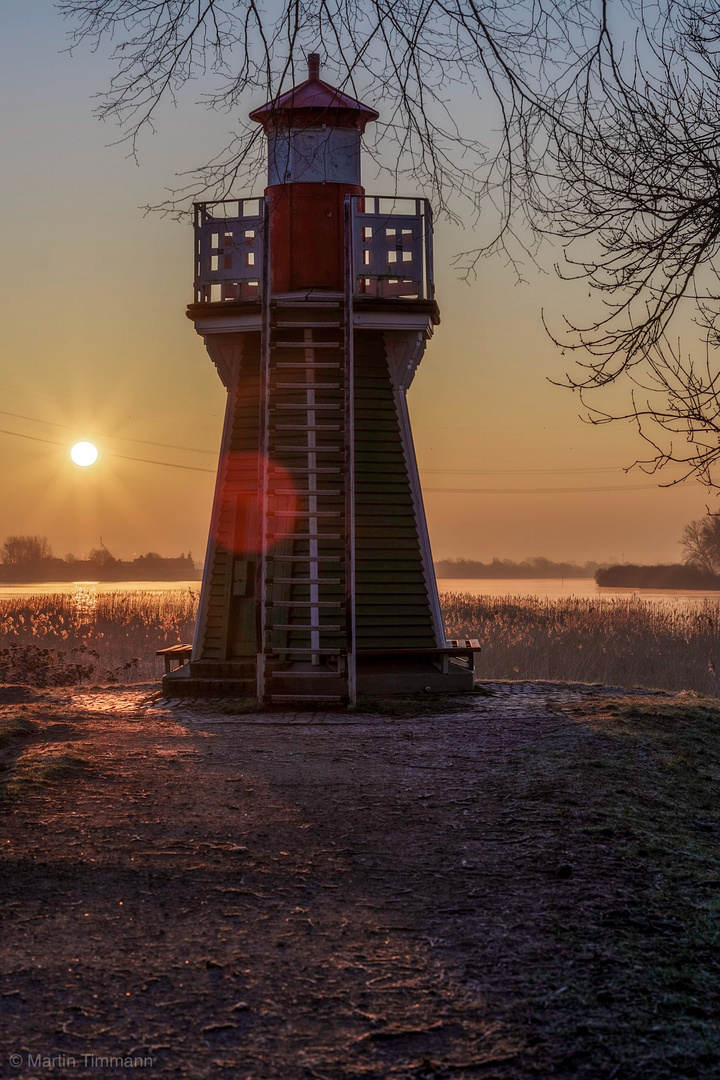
268;129;361;185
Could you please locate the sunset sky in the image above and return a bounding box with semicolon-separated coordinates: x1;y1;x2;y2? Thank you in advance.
0;1;712;567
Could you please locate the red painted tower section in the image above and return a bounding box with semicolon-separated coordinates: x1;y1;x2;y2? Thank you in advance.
249;57;378;293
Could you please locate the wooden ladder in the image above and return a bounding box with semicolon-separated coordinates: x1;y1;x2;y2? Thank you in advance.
256;296;356;706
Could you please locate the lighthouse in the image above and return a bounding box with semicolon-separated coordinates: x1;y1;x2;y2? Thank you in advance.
163;57;480;703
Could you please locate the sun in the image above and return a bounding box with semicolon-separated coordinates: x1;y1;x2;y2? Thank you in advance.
70;441;98;467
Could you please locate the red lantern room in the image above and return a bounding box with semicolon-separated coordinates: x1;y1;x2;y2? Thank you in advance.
249;54;378;293
167;56;482;705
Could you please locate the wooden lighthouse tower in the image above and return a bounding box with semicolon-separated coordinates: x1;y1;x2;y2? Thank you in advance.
164;57;480;703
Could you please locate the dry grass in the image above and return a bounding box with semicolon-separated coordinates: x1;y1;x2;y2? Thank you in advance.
0;589;716;694
0;701;90;800
441;592;719;696
0;590;198;684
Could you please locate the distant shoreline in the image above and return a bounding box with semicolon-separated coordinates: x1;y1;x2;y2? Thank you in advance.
596;564;719;591
0;569;202;585
435;569;597;579
434;560;598;579
435;560;719;591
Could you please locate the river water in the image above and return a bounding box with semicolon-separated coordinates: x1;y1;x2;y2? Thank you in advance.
0;580;201;600
437;577;719;606
0;577;716;607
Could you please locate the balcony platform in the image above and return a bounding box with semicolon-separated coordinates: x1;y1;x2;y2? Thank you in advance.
193;194;436;307
186;293;440;327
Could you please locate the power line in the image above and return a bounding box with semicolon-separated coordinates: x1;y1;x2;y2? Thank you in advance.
420;466;626;476
0;413;647;478
0;427;215;473
0;429;668;489
0;411;216;456
0;428;58;448
0;382;221;420
106;452;214;474
0;411;669;482
424;484;661;494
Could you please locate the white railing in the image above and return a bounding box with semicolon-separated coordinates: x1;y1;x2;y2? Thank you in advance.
194;198;264;303
193;194;434;303
349;196;434;300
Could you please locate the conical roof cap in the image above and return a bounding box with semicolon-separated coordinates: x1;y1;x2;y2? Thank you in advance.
249;55;379;130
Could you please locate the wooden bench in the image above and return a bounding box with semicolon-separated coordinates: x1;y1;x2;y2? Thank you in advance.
156;644;193;675
443;638;482;674
156;640;481;676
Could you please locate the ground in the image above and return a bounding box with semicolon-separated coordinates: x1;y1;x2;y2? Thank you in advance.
1;682;719;1080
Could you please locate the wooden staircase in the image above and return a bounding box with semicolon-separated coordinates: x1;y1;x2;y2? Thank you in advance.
257;299;356;705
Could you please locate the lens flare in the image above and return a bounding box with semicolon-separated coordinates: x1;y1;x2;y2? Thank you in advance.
214;451;298;554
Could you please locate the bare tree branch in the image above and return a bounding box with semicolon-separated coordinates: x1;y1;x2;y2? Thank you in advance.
57;0;720;490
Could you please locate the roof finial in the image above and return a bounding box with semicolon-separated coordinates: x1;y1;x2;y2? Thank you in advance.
308;53;320;81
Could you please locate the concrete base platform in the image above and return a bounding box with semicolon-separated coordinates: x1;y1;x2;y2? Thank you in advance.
162;654;476;701
162;659;255;700
356;659;475;695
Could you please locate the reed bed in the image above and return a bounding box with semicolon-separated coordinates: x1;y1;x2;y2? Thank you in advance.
0;588;716;694
441;591;719;696
0;590;198;685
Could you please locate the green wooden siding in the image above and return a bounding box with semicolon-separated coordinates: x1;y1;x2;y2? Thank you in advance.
197;334;261;659
354;332;437;648
197;326;437;659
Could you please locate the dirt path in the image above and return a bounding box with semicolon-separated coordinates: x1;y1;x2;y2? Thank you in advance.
1;684;718;1079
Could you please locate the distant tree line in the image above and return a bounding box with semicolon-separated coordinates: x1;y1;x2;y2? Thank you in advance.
0;536;200;582
435;557;600;580
436;514;720;591
1;535;53;566
596;515;719;591
595;564;718;590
